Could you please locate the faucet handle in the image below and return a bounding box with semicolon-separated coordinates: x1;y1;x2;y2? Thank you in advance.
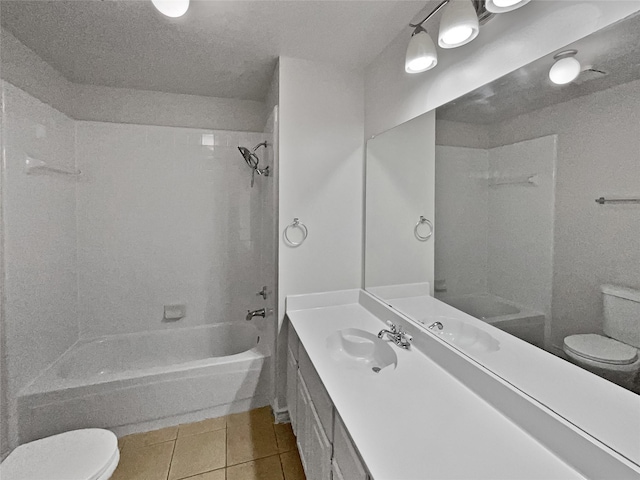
386;321;398;333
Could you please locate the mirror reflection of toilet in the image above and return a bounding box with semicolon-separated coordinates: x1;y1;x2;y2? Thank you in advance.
0;429;119;480
563;285;640;391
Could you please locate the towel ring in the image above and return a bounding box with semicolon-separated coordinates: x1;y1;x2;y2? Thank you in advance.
284;218;308;248
414;216;433;241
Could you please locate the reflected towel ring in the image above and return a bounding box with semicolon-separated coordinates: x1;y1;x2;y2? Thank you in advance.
414;216;433;241
284;218;308;247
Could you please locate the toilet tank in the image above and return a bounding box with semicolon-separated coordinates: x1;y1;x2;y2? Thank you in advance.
601;284;640;348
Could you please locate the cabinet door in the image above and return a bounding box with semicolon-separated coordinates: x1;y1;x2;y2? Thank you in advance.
296;370;311;473
287;346;298;433
333;415;368;480
332;460;345;480
309;404;332;480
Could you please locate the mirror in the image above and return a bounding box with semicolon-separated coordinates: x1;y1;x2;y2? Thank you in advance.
365;9;640;465
365;111;435;296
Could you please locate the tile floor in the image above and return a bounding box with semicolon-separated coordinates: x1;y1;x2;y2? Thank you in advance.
113;407;306;480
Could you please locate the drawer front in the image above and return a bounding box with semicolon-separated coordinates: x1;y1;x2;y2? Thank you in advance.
333;415;367;480
299;346;334;439
287;346;298;432
288;319;300;362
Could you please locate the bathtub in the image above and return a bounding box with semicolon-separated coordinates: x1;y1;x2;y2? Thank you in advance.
18;322;270;443
439;293;545;348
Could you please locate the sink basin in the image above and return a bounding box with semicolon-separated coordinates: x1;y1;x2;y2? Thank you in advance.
326;328;398;372
419;317;500;353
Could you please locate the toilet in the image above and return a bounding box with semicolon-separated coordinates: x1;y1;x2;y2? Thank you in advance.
563;284;640;390
0;429;119;480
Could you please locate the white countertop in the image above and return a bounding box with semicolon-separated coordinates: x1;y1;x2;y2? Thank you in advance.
287;291;587;480
383;292;640;467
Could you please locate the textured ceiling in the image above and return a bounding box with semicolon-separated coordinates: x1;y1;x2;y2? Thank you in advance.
0;0;427;101
437;11;640;124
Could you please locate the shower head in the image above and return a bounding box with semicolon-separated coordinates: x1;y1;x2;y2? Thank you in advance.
238;141;269;187
238;146;259;169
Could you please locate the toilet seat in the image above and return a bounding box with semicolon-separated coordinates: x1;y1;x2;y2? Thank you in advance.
0;429;119;480
564;334;638;365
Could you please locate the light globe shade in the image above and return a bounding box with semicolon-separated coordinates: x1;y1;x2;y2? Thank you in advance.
151;0;190;17
438;0;479;48
405;30;438;73
549;56;581;85
485;0;530;13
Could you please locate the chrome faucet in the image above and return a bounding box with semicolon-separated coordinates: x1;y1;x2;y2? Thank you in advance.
378;321;412;349
428;321;444;330
246;308;266;321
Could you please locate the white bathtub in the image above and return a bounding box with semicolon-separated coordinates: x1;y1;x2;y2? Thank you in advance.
18;322;270;443
440;293;545;348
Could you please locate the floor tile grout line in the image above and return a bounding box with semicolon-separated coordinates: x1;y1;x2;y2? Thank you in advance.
278;452;287;480
166;438;178;480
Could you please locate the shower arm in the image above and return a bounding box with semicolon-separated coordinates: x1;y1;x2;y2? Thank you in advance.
253;141;268;152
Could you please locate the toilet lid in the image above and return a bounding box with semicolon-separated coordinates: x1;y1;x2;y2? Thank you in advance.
564;334;638;365
0;429;118;480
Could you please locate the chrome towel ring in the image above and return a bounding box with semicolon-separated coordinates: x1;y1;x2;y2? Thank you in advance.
414;215;433;241
284;218;308;248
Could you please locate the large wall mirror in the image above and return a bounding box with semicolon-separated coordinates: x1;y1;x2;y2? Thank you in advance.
365;9;640;464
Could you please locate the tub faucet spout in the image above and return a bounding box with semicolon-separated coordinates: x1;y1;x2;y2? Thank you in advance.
246;308;266;321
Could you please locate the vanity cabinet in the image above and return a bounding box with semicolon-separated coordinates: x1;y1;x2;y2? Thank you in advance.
333;415;368;480
287;321;369;480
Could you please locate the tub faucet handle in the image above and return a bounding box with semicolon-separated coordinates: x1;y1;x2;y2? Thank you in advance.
256;286;268;300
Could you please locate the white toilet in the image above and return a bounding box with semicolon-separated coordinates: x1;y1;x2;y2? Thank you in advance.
0;429;119;480
563;284;640;390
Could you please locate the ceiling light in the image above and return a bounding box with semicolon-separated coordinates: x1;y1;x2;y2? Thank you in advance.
405;27;438;74
549;50;581;85
485;0;531;14
438;0;479;48
151;0;189;18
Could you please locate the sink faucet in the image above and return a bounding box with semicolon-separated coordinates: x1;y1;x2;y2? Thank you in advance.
378;321;412;349
246;308;266;321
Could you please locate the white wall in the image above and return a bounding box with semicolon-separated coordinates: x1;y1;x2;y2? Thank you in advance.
277;57;364;408
487;136;557;321
488;79;640;351
76;123;272;337
365;111;435;290
365;1;640;137
434;136;557;324
434;146;489;296
1;28;267;132
0;78;9;461
2;81;79;446
68;84;266;132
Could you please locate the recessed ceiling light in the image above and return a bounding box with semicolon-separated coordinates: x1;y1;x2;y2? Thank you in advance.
151;0;189;18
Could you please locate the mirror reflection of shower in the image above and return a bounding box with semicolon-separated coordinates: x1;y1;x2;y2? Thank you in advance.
238;141;269;187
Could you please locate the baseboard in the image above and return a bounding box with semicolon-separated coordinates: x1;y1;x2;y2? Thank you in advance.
271;397;291;424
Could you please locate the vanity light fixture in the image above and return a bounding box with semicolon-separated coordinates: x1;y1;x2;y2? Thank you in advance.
151;0;189;18
438;0;479;48
549;50;581;85
405;26;438;73
405;0;530;74
485;0;530;13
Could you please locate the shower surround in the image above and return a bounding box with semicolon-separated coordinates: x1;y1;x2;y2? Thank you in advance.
2;76;276;445
76;122;273;337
